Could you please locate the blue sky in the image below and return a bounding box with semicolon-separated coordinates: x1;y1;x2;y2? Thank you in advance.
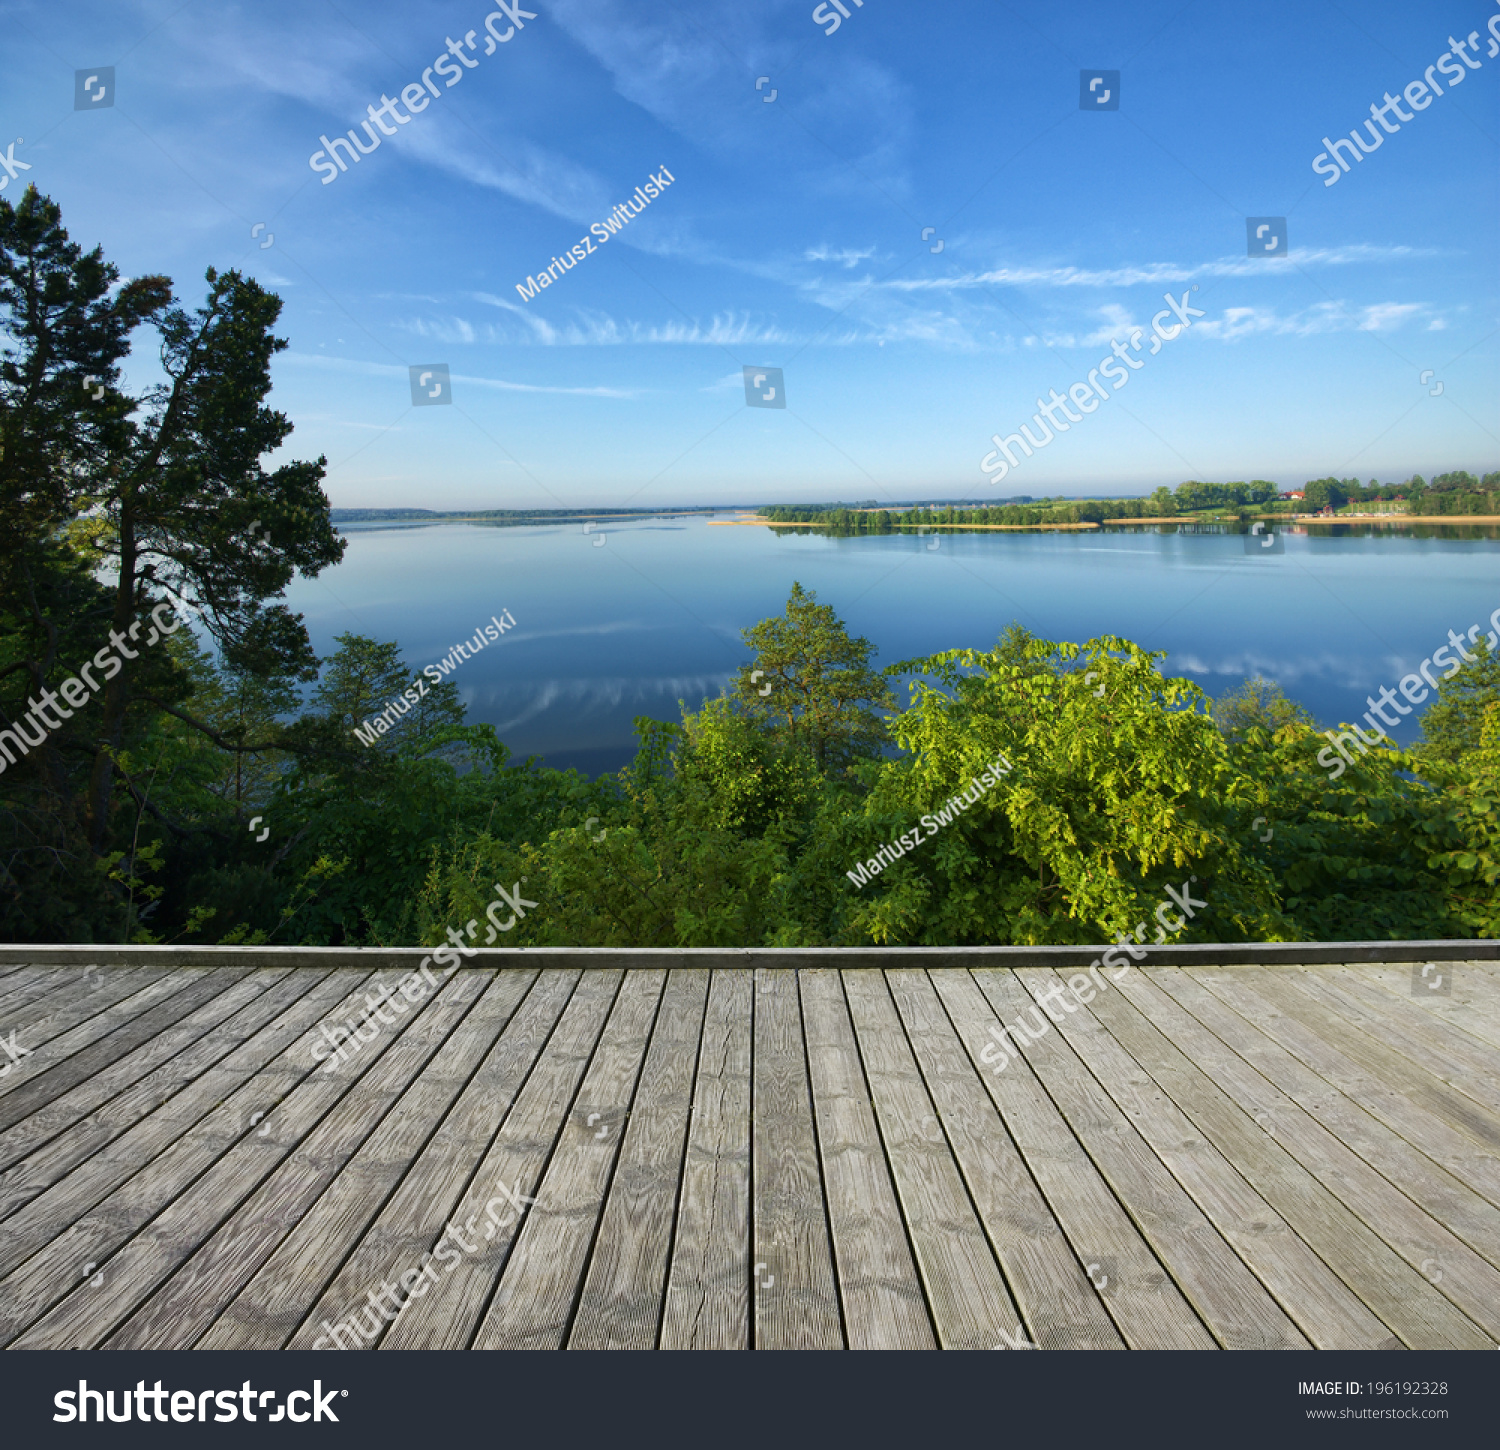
7;0;1499;508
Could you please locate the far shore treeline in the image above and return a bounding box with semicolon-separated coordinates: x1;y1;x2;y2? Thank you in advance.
762;471;1500;531
2;185;1497;950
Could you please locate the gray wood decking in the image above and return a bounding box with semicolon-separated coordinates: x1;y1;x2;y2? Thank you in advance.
0;960;1496;1350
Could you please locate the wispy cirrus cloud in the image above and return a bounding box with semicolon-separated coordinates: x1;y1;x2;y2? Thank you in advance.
282;351;637;396
880;244;1446;293
1013;296;1447;348
806;244;879;269
1193;299;1439;340
472;297;812;347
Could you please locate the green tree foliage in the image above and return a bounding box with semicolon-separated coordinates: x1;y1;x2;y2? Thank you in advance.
1420;704;1500;939
1213;677;1314;740
1219;704;1454;941
0;188;341;937
730;582;893;772
1412;638;1500;767
7;581;1500;946
309;632;466;758
0;187;172;570
1174;480;1278;511
842;634;1287;945
1302;477;1350;511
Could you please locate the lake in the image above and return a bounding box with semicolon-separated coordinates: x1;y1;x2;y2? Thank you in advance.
284;515;1500;775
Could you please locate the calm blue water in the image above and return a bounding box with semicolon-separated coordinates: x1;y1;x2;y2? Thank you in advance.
283;516;1500;775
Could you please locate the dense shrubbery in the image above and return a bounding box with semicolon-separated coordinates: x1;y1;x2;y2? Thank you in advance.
8;578;1497;949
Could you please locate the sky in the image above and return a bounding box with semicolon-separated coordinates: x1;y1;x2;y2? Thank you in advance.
5;0;1499;509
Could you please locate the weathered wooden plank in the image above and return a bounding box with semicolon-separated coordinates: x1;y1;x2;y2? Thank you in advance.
0;968;204;1107
0;967;74;1019
0;962;101;1005
0;965;200;1054
1;969;460;1348
1285;966;1500;1121
13;967;482;1350
1337;960;1500;1043
380;970;623;1350
1136;967;1500;1341
1151;967;1500;1269
842;970;1019;1350
3;956;1487;1353
930;969;1214;1349
258;970;572;1351
887;968;1124;1349
799;969;934;1350
0;970;238;1133
0;967;173;1045
114;969;538;1349
659;968;752;1350
970;968;1308;1349
1096;968;1492;1348
0;968;317;1216
1361;962;1500;1050
751;968;843;1349
86;967;493;1351
1026;966;1391;1348
1246;968;1500;1155
0;967;365;1307
473;969;666;1349
1194;969;1500;1211
570;969;709;1349
0;967;292;1162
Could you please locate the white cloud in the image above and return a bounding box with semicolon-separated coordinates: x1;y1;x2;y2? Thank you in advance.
806;244;878;269
470;298;808;347
281;351;636;396
1190;299;1440;340
879;244;1445;294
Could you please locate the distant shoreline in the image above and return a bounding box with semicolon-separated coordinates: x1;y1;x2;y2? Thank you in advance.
713;514;1500;530
331;509;1500;531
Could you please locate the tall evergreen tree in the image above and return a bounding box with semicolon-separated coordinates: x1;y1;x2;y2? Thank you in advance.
732;582;893;772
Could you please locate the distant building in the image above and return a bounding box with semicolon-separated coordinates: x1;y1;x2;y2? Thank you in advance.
1280;490;1305;500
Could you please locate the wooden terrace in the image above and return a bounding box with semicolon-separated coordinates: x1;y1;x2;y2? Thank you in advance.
0;953;1496;1350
